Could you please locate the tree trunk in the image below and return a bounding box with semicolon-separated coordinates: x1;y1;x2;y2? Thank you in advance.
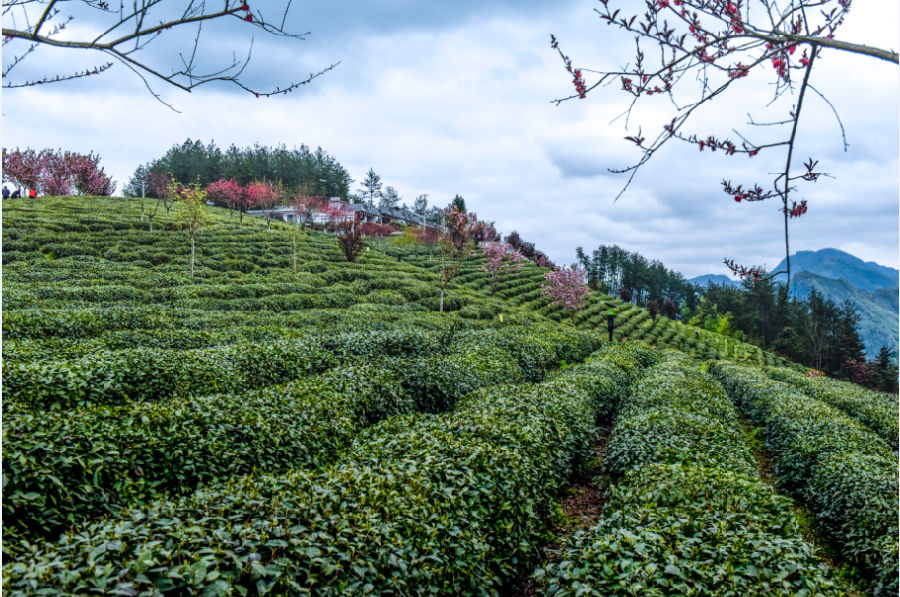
440;289;444;313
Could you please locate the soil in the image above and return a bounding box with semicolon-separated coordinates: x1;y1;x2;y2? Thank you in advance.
503;426;612;597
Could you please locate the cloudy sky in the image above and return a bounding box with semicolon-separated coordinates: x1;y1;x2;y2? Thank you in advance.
2;0;898;278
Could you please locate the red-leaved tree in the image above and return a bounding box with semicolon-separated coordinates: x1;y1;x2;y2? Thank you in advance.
206;179;244;217
246;180;279;231
551;0;897;298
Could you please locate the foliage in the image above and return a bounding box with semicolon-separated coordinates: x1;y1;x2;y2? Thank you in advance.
539;357;843;596
765;366;898;449
205;178;244;215
505;230;554;269
710;362;898;596
170;180;211;276
131;139;351;199
2;344;649;596
576;243;697;310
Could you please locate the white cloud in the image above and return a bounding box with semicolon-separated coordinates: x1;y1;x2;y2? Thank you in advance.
2;0;896;278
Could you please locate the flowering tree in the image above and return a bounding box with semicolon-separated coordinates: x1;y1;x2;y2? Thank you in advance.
245;180;279;231
479;241;525;290
2;147;46;193
541;267;592;324
2;2;337;108
551;0;897;296
439;206;478;312
206;179;243;217
2;148;114;195
170;179;211;277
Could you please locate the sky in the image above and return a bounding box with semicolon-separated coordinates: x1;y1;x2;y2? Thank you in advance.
2;0;898;278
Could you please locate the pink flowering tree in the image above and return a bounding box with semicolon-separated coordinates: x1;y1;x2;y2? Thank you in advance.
2;148;46;194
2;148;114;196
541;267;592;325
245;180;280;231
40;151;72;196
479;241;525;290
206;179;243;217
550;0;897;297
68;152;115;196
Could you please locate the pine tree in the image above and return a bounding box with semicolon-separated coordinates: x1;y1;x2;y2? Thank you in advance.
359;168;382;209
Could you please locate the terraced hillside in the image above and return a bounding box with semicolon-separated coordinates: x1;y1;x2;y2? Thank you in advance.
2;196;896;597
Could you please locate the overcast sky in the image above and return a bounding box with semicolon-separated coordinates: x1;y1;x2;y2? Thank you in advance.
2;1;898;278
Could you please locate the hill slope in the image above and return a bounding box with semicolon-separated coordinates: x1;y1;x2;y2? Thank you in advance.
789;271;899;358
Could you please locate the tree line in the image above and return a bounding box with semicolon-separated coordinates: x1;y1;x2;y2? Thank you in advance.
577;243;896;392
124;139;353;199
575;244;698;311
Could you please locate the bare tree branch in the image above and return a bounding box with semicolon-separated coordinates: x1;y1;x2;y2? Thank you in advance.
2;0;337;103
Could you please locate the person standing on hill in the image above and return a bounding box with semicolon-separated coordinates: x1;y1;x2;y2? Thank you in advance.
28;188;37;199
2;186;9;199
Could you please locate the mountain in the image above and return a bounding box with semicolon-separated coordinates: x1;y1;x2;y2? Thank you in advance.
789;271;898;359
773;248;899;292
692;248;898;359
688;274;740;288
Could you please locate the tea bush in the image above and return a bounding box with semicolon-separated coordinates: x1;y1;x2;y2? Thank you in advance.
711;363;899;597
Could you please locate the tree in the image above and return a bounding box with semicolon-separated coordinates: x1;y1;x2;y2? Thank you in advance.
206;179;243;217
413;194;428;224
479;242;525;290
450;194;466;213
439;207;477;312
540;267;591;325
551;1;898;298
335;213;366;263
379;185;401;210
170;180;211;278
246;180;279;231
2;147;114;196
871;346;898;394
2;2;337;107
359;168;383;209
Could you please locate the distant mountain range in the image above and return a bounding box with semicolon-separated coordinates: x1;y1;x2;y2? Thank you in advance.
689;248;898;358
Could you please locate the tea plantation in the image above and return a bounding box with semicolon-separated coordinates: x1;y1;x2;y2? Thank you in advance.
2;197;897;596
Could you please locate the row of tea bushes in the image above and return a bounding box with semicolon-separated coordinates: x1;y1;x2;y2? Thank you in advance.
1;351;511;558
711;363;899;597
3;343;655;597
766;366;899;450
4;326;599;557
6;321;572;409
538;356;843;597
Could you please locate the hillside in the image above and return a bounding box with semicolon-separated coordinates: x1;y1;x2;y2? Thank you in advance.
790;271;899;358
2;196;896;597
